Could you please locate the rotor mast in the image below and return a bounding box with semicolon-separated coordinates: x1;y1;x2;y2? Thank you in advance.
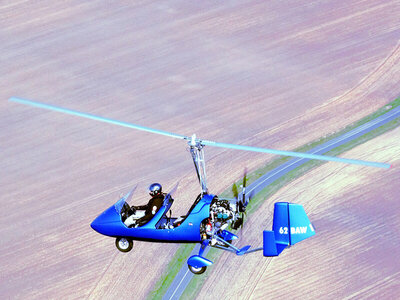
188;134;208;194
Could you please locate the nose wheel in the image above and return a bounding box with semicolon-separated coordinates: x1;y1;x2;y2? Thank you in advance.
115;237;133;252
188;265;207;275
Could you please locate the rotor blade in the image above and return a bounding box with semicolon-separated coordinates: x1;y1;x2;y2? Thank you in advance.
9;97;391;169
9;97;189;141
201;140;391;169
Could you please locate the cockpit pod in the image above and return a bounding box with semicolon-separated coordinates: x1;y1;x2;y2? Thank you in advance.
91;189;214;245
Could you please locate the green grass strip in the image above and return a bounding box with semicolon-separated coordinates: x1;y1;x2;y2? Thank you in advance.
147;243;195;300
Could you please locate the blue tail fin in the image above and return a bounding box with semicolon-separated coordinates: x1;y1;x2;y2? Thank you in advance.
263;202;315;256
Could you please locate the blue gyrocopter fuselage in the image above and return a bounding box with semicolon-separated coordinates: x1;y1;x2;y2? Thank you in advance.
90;186;316;275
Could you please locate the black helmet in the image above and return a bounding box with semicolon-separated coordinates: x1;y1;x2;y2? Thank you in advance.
149;183;162;196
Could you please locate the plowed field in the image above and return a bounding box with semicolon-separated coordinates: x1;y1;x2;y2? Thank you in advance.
1;1;399;298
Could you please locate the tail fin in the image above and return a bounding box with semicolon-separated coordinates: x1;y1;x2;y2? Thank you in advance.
263;202;315;256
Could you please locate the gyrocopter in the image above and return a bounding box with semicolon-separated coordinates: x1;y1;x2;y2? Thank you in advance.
9;97;391;275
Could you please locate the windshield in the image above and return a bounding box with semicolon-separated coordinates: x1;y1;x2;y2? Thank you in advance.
114;185;137;214
114;198;126;214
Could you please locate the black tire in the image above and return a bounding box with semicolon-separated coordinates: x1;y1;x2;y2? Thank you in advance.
115;237;133;252
231;218;243;230
188;265;207;275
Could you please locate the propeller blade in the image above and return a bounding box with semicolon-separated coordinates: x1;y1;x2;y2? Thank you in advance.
238;187;254;215
241;168;247;205
242;168;247;189
201;140;391;169
241;212;246;230
9;97;188;141
232;183;239;199
244;190;255;208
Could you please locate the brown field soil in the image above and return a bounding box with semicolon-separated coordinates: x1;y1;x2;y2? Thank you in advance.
198;126;400;300
0;1;399;299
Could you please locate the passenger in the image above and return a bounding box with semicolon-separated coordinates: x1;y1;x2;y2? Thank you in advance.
132;183;164;227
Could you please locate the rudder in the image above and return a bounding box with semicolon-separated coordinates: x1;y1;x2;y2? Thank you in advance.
263;202;315;256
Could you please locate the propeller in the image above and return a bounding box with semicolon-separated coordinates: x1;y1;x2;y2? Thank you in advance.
9;97;391;169
228;170;253;230
237;169;248;213
237;194;255;233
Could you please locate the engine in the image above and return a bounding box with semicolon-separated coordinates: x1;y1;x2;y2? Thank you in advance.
200;197;238;240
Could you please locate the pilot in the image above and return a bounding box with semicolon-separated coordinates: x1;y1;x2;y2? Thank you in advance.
133;183;165;227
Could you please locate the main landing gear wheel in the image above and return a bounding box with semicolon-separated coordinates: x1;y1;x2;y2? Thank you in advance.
188;265;207;275
115;237;133;252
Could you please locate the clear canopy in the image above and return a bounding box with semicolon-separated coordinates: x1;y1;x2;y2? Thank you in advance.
114;185;137;214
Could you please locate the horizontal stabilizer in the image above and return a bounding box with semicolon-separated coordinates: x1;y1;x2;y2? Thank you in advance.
236;245;251;256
